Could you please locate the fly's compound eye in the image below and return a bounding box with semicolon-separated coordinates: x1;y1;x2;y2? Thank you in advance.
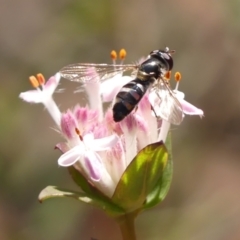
150;50;158;55
161;52;171;60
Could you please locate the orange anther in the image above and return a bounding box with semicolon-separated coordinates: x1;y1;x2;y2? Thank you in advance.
110;50;117;60
119;49;127;60
29;76;39;88
174;72;181;82
37;73;45;85
75;128;80;135
164;71;171;80
75;128;83;141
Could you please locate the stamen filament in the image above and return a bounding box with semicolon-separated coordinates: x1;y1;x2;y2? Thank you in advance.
110;50;117;65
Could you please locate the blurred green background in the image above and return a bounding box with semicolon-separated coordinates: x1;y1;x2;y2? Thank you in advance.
1;0;240;239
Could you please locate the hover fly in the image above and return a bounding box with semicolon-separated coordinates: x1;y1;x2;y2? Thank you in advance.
59;47;183;125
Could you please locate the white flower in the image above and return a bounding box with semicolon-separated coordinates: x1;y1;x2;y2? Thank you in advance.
58;132;119;197
58;133;119;167
19;73;61;126
55;106;121;197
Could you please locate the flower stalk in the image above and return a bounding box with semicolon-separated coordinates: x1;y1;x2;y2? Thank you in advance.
117;212;138;240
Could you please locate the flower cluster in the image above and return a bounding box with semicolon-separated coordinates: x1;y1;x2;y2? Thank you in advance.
19;54;203;200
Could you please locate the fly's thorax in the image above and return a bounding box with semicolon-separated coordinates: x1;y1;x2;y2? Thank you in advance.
149;49;173;71
139;58;161;78
138;56;172;80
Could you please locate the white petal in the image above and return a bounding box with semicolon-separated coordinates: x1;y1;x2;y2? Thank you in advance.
101;75;132;102
92;134;119;151
173;90;185;99
105;140;126;184
55;72;61;83
83;133;94;144
83;151;116;197
19;90;43;103
58;145;84;167
179;98;204;116
84;151;103;181
44;73;61;95
158;120;171;142
84;70;103;120
137;94;158;144
55;142;69;153
120;115;137;165
174;90;203;116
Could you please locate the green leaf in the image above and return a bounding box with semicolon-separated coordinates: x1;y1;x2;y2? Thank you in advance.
111;141;168;212
143;133;173;209
39;186;125;216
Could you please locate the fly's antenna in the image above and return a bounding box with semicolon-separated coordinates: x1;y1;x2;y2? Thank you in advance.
164;46;175;55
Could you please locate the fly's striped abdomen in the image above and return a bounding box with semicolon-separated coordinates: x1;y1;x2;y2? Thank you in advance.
113;78;152;122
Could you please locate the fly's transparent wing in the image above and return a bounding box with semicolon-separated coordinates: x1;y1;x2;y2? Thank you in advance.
155;80;183;125
60;63;137;83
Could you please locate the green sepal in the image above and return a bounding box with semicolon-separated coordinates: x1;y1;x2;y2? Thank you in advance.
143;133;173;210
38;186;125;216
111;141;168;212
68;166;98;195
67;166;127;216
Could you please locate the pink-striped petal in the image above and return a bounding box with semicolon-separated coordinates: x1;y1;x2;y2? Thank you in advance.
179;98;204;116
55;142;69;153
44;73;61;94
84;151;102;181
60;110;78;139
